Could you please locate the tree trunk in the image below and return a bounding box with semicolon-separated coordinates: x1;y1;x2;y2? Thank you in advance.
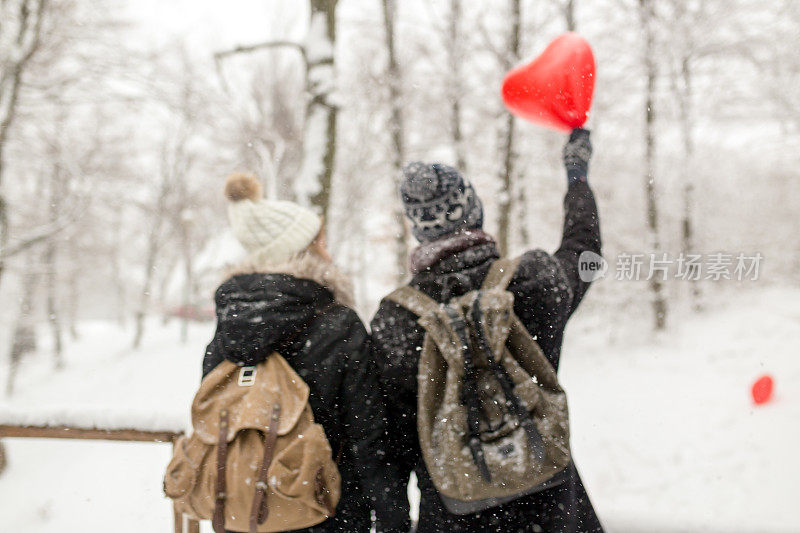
0;197;7;289
640;0;667;329
132;235;158;350
0;0;47;289
6;157;47;395
299;0;338;222
67;238;80;339
6;257;38;396
447;0;466;171
132;168;170;350
677;58;701;309
179;212;193;343
44;162;63;369
497;0;521;255
382;0;411;280
111;207;126;326
44;242;63;369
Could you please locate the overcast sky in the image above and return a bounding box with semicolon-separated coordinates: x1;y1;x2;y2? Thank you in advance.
123;0;301;53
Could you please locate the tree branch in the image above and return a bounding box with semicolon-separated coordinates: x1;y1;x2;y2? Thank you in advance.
0;189;86;261
213;40;306;95
214;40;306;62
0;219;68;260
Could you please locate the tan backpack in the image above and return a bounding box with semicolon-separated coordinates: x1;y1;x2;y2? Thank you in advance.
163;352;341;533
386;257;571;515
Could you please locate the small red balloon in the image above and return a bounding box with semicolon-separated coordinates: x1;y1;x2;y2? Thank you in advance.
502;32;596;132
751;375;774;405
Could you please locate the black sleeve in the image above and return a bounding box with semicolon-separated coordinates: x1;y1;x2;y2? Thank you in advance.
553;181;602;315
370;300;422;476
201;329;224;379
341;315;411;533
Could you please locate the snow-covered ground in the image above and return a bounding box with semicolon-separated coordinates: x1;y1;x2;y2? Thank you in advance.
1;285;798;532
561;285;800;532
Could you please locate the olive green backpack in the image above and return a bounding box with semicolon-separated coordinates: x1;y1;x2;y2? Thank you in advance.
386;257;571;515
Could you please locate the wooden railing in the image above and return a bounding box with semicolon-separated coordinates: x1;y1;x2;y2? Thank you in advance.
0;424;200;533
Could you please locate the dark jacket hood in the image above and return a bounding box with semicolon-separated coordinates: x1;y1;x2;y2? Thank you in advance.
213;273;335;366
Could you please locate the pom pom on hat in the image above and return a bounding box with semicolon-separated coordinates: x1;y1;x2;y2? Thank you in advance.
224;172;262;202
224;172;322;264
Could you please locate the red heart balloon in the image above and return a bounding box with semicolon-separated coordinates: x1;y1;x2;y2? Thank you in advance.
502;32;596;132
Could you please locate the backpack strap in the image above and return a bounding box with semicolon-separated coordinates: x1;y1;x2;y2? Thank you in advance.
469;297;546;462
249;403;281;532
212;409;230;533
385;286;440;318
445;304;491;483
481;257;522;291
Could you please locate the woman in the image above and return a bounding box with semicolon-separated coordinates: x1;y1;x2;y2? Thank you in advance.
202;173;409;533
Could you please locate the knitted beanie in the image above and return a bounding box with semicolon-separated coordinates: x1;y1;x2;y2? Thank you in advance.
400;161;484;243
224;173;322;264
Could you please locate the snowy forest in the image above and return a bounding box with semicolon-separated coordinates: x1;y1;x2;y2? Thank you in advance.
0;0;798;531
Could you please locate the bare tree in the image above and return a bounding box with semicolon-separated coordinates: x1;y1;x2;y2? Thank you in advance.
171;57;203;343
666;0;703;309
44;139;65;369
122;44;228;348
381;0;411;279
497;0;522;255
0;0;47;286
302;0;339;219
738;1;800;132
37;103;92;367
176;202;194;343
6;246;40;396
110;206;126;325
216;0;339;221
132;120;206;348
132;148;173;350
216;54;303;201
639;0;667;329
65;232;81;339
163;126;197;344
446;0;467;171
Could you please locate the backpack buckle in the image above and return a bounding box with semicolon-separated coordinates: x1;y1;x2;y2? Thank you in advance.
238;366;257;386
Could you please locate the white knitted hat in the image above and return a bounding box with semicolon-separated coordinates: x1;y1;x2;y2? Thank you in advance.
224;173;322;264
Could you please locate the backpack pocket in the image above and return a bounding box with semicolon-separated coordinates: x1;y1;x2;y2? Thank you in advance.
163;435;208;499
268;422;341;518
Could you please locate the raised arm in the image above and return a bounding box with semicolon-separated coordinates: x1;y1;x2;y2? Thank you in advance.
553;128;602;315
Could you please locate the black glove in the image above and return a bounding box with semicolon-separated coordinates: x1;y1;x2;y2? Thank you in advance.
562;127;592;183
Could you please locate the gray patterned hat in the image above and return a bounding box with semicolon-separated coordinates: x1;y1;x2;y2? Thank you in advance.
400;161;484;243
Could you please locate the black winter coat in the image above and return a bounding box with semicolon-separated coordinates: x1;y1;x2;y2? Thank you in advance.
370;181;604;533
203;273;409;533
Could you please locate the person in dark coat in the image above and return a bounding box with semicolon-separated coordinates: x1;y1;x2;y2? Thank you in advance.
370;129;604;533
202;173;409;533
